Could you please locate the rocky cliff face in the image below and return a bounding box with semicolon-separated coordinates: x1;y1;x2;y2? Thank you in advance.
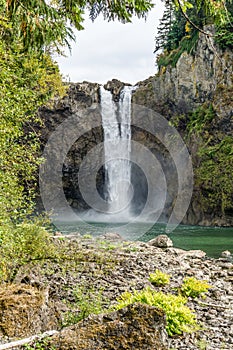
38;28;232;226
134;26;233;120
38;80;178;222
38;82;102;212
133;26;233;226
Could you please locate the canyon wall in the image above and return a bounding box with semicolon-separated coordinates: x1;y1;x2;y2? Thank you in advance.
38;27;233;226
133;26;233;226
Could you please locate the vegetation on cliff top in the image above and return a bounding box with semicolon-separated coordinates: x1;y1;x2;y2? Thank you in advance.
155;0;233;68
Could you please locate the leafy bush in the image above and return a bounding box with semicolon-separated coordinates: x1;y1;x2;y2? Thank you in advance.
181;277;211;298
215;23;233;50
149;269;170;286
115;286;199;336
0;220;55;281
186;104;216;135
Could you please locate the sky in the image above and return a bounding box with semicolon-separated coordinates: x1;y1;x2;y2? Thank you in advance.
55;1;164;85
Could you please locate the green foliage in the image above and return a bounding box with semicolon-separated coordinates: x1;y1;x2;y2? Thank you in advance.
0;219;55;281
157;28;199;68
24;337;56;350
155;1;201;69
155;0;233;69
172;104;232;216
215;2;233;49
215;24;233;49
155;1;186;54
0;41;66;225
0;8;68;283
2;0;154;54
181;277;211;298
197;339;208;350
62;285;108;327
149;269;170;286
186;104;216;134
0;39;66;282
115;286;199;336
196;136;233;215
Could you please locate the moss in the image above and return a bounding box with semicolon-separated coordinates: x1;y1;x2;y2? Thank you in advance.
170;103;232;217
0;284;46;337
48;304;167;349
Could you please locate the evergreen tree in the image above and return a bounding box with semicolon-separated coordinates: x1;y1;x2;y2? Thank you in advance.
2;0;154;54
155;1;187;53
155;0;233;68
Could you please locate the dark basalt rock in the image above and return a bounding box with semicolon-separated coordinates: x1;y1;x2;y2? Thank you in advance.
104;79;131;102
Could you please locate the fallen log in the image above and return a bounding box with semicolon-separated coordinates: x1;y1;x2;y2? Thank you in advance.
0;330;58;350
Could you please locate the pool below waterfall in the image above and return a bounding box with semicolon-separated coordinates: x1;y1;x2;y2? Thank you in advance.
56;221;233;259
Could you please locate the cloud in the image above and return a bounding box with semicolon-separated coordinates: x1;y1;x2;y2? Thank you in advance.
55;1;164;84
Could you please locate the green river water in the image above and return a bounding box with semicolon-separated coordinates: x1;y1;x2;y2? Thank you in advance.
57;221;233;258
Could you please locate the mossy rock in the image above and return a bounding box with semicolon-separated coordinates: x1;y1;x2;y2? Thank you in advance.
0;284;57;338
47;303;168;349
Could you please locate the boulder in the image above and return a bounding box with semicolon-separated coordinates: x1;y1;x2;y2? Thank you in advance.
221;250;232;258
0;284;57;338
148;235;173;248
100;232;124;241
48;303;168;350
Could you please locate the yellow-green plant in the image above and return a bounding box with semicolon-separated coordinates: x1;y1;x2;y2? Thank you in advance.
149;269;170;286
181;277;211;298
115;286;199;336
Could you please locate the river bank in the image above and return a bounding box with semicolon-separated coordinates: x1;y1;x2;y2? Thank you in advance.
0;233;232;349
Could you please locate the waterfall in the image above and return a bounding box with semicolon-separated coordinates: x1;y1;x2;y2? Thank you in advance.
100;85;135;218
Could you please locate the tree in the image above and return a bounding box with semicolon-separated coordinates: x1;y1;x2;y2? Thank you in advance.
2;0;154;53
154;0;186;53
155;0;233;68
4;0;231;55
0;41;65;223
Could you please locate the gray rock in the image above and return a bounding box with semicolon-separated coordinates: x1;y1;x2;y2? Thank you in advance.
221;250;232;258
148;235;173;248
101;232;124;241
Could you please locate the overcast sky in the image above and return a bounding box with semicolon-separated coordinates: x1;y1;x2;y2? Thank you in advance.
55;1;164;85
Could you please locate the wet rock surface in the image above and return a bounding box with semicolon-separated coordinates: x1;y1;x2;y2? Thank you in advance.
2;235;232;349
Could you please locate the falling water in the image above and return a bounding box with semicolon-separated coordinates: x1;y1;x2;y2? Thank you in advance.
100;85;135;218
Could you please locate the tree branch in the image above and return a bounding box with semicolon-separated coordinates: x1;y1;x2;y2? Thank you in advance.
176;0;213;36
0;330;58;350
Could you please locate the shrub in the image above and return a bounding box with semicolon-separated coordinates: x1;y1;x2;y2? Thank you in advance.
115;286;199;336
0;219;55;281
181;277;211;298
62;285;108;327
149;269;170;286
